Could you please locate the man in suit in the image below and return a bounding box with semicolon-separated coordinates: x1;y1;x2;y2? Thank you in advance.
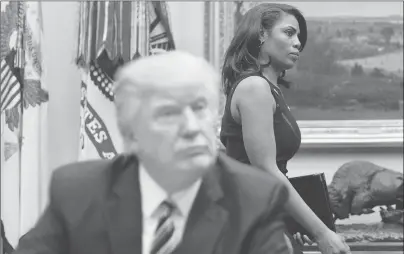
14;51;291;254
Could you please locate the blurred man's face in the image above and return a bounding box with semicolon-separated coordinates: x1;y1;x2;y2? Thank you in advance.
133;78;218;176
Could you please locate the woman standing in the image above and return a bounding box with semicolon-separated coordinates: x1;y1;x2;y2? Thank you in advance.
220;3;350;254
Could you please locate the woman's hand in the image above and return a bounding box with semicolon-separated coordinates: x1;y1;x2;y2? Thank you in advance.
315;229;351;254
293;232;314;246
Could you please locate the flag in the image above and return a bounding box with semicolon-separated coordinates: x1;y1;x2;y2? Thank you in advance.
77;1;176;161
1;50;21;114
148;1;176;54
19;1;49;236
0;1;48;245
1;2;24;246
77;1;127;160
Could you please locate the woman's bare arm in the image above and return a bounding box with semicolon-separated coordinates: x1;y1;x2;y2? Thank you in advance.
233;76;330;239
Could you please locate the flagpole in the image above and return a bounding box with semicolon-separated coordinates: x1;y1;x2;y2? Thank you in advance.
0;7;3;254
14;1;26;239
0;4;3;248
37;0;48;216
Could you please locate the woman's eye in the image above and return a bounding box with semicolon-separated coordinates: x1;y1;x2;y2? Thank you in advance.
285;30;294;36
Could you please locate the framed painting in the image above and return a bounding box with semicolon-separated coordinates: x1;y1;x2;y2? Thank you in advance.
205;1;403;149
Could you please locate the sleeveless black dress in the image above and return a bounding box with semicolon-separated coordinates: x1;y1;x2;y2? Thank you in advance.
220;73;301;176
220;73;303;253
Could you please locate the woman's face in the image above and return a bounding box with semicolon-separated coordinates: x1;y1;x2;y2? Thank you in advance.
259;13;301;71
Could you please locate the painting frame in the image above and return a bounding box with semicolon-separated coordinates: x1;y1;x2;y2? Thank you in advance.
204;2;403;149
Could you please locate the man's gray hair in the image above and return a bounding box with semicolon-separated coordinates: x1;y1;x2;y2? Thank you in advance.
113;50;220;141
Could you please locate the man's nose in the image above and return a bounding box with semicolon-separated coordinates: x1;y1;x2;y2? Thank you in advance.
181;108;201;137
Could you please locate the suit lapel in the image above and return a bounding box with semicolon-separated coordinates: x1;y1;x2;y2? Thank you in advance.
103;155;142;254
174;162;228;254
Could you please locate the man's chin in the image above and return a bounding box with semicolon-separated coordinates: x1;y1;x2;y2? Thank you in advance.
177;154;216;171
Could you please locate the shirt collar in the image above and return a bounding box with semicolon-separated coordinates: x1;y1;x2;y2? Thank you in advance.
139;163;202;219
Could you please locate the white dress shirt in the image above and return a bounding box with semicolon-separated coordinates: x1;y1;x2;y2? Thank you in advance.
139;164;202;254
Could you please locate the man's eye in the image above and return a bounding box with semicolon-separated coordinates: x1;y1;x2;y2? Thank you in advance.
159;108;181;117
163;110;179;116
193;103;206;112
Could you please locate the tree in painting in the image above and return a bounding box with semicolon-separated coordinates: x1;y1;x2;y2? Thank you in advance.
380;26;395;44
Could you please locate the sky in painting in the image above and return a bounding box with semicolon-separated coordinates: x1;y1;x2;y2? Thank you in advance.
2;2;403;18
279;2;403;17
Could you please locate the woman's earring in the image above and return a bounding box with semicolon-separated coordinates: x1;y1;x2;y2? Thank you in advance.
259;38;265;47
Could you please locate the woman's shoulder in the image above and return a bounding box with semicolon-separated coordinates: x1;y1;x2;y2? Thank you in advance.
234;75;276;107
236;75;272;95
232;75;277;113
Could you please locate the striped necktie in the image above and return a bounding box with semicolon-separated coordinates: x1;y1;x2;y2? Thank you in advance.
150;200;178;254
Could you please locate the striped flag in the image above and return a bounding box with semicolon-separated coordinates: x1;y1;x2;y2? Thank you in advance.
1;50;21;114
77;1;176;161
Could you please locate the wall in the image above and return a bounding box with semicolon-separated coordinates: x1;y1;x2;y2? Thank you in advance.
168;2;205;58
43;2;81;172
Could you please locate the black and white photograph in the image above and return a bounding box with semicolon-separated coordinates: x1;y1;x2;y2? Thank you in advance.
1;1;403;254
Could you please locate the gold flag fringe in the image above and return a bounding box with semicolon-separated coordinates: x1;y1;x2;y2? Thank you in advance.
75;1;86;68
14;2;25;69
75;1;175;68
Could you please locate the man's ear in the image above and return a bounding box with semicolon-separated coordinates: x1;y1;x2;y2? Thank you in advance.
131;135;140;151
124;132;140;153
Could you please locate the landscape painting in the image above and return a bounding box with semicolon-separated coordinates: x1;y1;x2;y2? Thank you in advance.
282;15;403;121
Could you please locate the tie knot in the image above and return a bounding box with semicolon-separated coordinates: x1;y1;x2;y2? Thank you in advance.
158;200;176;218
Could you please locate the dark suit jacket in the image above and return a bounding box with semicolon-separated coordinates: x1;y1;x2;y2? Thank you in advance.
14;153;290;254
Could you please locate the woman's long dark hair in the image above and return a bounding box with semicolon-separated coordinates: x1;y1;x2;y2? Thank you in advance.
221;3;307;96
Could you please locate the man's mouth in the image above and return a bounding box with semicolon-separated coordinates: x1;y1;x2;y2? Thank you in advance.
179;146;209;156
